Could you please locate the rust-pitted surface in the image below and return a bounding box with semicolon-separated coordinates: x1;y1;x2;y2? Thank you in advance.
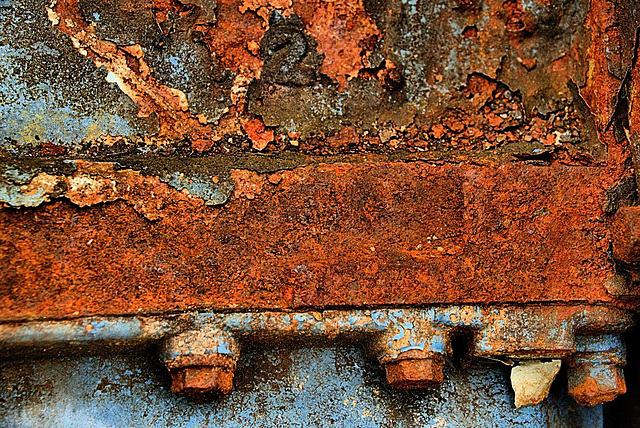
611;206;640;265
381;350;445;390
569;368;627;407
1;0;639;321
1;0;622;156
0;159;626;321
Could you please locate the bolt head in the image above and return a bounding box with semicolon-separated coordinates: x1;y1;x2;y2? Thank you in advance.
170;366;234;399
384;356;444;389
568;363;626;406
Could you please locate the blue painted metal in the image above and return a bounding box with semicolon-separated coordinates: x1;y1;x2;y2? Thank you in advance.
0;307;631;363
0;305;632;408
0;0;156;149
0;346;603;427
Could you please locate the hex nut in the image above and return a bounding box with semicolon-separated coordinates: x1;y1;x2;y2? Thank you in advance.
170;365;234;398
382;351;445;389
162;328;240;399
568;363;626;406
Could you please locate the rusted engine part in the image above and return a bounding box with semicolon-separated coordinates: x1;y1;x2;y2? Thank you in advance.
0;305;632;406
0;157;628;320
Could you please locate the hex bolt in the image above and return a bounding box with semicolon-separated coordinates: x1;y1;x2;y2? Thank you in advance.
567;334;627;406
567;361;626;406
168;355;236;397
611;206;640;265
162;328;240;399
380;350;445;389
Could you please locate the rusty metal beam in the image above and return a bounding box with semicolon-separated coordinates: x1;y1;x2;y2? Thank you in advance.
0;158;627;320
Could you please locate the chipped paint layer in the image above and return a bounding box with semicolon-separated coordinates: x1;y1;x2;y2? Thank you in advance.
0;0;623;157
0;160;233;217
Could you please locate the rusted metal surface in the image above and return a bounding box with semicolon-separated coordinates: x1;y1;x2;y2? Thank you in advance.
612;206;640;265
381;350;445;390
163;328;239;397
1;0;638;322
0;305;633;406
0;158;631;320
1;0;640;423
1;0;610;153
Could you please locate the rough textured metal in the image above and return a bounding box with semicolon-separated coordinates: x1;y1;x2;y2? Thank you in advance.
0;305;632;403
163;328;240;397
381;350;445;390
0;158;630;320
612;206;640;265
0;0;605;153
0;347;604;427
1;0;640;423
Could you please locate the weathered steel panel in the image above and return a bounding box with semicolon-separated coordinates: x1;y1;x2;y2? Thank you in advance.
0;159;627;320
0;347;604;427
0;0;639;423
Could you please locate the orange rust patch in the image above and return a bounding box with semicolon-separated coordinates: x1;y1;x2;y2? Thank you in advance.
230;169;266;200
570;373;627;407
0;161;624;321
204;0;266;77
582;0;622;131
239;0;293;21
242;117;275;150
293;0;379;89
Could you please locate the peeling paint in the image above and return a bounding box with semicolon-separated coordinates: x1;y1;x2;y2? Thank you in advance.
0;160;234;217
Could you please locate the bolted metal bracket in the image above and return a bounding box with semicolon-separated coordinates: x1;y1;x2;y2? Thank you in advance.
0;305;633;407
162;328;240;398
